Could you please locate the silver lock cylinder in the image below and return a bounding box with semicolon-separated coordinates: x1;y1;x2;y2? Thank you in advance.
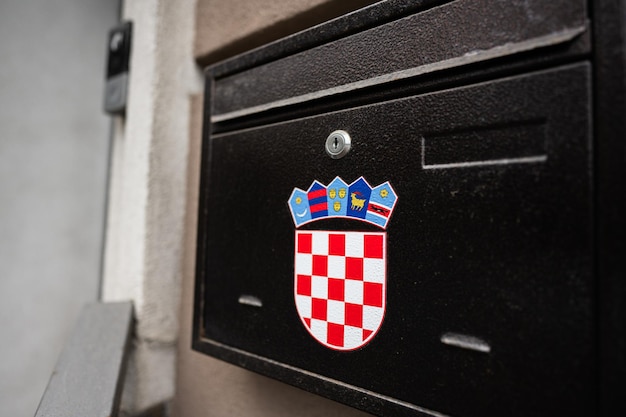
325;130;352;159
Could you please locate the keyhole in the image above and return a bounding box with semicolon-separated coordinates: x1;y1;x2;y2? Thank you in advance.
325;130;351;159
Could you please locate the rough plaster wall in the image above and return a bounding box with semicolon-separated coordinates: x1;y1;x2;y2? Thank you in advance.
101;0;202;413
0;1;117;416
172;96;373;417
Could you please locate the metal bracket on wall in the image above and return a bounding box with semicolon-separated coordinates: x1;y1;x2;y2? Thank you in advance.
104;21;132;115
34;301;133;417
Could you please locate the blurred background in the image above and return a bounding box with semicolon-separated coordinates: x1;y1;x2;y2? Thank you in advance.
0;0;119;415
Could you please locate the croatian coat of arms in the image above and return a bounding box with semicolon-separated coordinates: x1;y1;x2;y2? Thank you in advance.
288;177;397;350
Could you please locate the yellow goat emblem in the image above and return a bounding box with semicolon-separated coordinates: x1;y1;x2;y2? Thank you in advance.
350;192;366;211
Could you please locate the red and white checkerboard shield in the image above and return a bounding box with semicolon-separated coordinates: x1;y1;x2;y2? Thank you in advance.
294;230;386;350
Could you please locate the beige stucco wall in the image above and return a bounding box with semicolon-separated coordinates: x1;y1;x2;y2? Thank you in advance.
102;0;202;413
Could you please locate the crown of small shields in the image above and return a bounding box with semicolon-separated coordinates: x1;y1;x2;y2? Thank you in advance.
288;176;398;229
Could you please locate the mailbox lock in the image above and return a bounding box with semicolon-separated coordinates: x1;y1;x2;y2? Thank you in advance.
325;130;351;159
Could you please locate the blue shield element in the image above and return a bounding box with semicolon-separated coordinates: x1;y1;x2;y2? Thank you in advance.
347;177;372;219
365;182;398;228
288;188;311;227
326;177;349;217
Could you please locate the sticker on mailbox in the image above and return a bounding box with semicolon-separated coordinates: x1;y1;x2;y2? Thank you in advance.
288;177;397;350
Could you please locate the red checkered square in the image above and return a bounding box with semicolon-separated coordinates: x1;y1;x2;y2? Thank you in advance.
327;278;344;301
364;234;384;259
345;257;363;280
311;298;327;321
298;233;312;253
327;323;344;347
345;303;363;328
328;234;345;256
363;282;383;307
296;274;311;296
312;255;327;276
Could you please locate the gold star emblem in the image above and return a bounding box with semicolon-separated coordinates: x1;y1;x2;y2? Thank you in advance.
380;189;389;198
295;197;302;204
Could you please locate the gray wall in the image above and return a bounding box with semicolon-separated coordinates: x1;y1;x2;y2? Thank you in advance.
0;1;118;416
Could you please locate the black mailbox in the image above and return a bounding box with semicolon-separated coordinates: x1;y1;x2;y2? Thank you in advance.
193;1;624;416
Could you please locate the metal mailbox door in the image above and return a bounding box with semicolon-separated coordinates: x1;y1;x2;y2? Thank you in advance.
194;63;593;417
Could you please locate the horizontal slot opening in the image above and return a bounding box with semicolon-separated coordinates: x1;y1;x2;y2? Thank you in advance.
422;120;547;169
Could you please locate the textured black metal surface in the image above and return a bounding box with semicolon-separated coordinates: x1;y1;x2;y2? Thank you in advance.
195;64;594;417
212;0;586;118
211;32;591;135
592;0;626;414
210;0;449;78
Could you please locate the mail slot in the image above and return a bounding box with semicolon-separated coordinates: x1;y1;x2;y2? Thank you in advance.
194;2;594;416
